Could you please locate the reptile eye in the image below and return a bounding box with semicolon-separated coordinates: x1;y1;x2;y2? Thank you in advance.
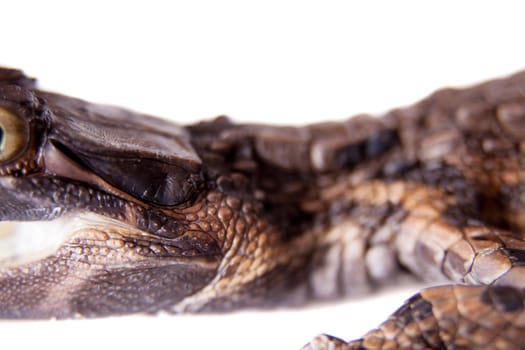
0;108;27;162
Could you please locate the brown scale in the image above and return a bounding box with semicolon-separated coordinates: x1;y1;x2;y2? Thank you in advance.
1;68;525;349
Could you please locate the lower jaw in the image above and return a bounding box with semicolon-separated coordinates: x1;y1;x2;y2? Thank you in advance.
0;213;128;267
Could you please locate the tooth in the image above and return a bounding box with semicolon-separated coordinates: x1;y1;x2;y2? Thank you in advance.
0;222;15;237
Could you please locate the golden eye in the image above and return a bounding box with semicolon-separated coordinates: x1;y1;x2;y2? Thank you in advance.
0;108;27;162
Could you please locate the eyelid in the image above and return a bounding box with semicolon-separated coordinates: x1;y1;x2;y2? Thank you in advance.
0;107;28;162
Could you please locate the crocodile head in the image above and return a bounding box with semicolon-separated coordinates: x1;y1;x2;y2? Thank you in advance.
0;68;395;319
0;68;236;318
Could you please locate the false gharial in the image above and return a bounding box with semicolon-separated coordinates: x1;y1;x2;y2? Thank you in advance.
0;67;525;349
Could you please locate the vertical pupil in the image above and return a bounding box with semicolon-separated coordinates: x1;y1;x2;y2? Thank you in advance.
0;127;3;152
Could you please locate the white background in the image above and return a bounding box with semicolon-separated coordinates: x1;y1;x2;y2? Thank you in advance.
1;1;525;349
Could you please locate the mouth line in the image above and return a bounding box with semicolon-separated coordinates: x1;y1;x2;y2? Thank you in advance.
0;213;139;268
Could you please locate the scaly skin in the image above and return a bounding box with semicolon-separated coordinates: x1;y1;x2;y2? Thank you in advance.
0;67;525;348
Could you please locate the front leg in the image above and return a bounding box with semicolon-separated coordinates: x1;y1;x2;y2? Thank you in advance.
303;285;525;349
300;173;525;349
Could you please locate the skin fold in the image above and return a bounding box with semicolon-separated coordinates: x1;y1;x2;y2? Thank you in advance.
0;67;524;349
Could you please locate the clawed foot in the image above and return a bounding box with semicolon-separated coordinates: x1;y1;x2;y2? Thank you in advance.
302;285;525;350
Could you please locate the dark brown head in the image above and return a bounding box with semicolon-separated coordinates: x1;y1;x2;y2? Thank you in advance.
0;68;225;318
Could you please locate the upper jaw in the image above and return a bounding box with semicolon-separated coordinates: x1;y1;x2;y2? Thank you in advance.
0;174;129;267
0;176;66;222
0;174;129;222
